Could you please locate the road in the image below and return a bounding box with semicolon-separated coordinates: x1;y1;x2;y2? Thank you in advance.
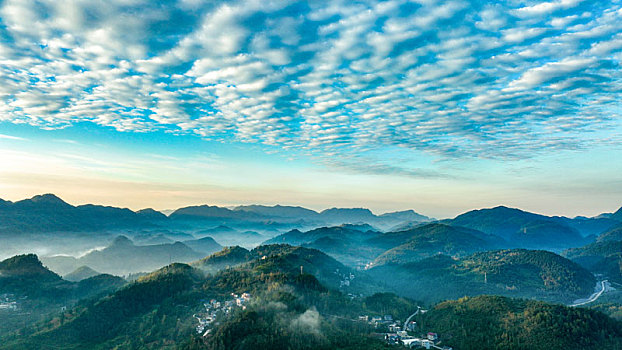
570;280;608;307
403;306;421;330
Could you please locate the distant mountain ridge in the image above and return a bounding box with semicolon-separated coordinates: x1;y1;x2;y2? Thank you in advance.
447;205;604;249
0;194;434;235
1;194;620;259
0;194;163;234
173;204;432;229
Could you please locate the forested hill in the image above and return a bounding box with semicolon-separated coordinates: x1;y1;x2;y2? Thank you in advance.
2;249;620;350
370;223;503;266
0;248;402;349
416;295;622;350
563;240;622;283
194;244;382;294
367;249;596;303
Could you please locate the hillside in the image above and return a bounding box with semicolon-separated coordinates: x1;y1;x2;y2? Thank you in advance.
182;236;223;256
367;249;596;304
194;244;382;294
415;295;622;350
3;248;619;350
597;222;622;242
192;246;252;273
611;206;622;222
563;240;622;283
0;254;64;298
1;248;398;349
370;223;503;266
64;266;100;282
0;254;125;336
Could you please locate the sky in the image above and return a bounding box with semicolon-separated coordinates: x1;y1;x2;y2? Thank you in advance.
0;0;621;218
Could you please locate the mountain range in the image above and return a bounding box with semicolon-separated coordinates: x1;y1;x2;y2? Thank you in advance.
1;245;620;350
2;195;620;254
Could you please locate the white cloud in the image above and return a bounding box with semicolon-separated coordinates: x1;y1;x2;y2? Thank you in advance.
514;0;584;17
0;0;620;170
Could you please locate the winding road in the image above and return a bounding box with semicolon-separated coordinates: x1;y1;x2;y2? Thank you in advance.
570;280;609;307
403;306;421;330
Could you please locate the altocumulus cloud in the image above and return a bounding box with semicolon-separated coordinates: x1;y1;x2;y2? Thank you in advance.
0;0;621;165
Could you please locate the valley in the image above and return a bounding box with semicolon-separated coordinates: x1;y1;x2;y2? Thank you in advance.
0;194;621;349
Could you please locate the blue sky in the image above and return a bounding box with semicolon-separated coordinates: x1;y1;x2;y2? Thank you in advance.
0;0;621;218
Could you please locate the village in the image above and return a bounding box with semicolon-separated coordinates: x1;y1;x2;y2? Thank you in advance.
193;292;252;336
358;312;452;350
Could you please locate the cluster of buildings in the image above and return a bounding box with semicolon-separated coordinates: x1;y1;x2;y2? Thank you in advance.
359;314;404;330
194;292;252;336
334;268;356;288
359;312;450;349
387;332;451;349
0;294;17;311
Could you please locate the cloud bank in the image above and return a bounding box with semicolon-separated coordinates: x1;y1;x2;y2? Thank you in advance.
0;0;621;164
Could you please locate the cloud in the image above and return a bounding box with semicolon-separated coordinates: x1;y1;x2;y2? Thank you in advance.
513;0;584;17
0;0;621;174
290;307;322;335
0;134;27;141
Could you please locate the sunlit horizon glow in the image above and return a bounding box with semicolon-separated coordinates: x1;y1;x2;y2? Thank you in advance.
0;0;621;218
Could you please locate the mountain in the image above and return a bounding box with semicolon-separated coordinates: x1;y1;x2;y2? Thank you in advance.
182;236;223;255
194;225;265;247
563;240;622;283
194;244;381;294
233;204;319;220
266;225;381;246
264;225;384;266
197;224;238;235
449;206;589;248
509;220;586;248
169;205;261;221
597;222;622;242
249;244;383;293
2;247;618;350
319;207;376;223
41;236;206;275
415;295;622;350
0;254;126;336
192;245;252;273
611;206;622;222
550;215;620;237
0;253;62;286
63;266;100;282
367;249;596;304
135;208;168;221
1;263;206;349
0;194;162;235
379;209;432;222
2;247;391;349
370;223;504;266
174;204;430;230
